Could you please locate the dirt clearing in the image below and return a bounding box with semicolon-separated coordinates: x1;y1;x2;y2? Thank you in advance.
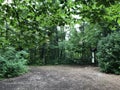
0;65;120;90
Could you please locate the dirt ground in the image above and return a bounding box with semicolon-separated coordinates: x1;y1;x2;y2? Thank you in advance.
0;65;120;90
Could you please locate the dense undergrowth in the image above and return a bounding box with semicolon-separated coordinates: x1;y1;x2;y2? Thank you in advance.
0;47;28;78
97;31;120;74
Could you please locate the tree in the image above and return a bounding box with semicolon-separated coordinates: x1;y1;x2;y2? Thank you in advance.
0;0;120;66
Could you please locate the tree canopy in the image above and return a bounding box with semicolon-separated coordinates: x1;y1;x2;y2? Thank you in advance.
0;0;120;76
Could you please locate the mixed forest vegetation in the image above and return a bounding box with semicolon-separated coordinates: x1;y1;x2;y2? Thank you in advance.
0;0;120;78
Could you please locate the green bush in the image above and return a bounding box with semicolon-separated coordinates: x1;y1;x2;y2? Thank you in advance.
0;47;28;78
97;31;120;74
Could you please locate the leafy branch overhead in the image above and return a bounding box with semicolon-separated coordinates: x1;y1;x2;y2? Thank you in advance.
0;0;120;76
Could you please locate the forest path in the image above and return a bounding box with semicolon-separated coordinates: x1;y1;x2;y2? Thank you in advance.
0;65;120;90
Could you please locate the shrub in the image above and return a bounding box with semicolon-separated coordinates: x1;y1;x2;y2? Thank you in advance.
97;31;120;74
0;47;28;78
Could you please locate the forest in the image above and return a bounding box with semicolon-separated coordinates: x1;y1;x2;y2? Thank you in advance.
0;0;120;79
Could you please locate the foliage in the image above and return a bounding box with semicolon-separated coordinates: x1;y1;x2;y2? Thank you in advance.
0;0;68;65
0;47;28;78
64;25;91;65
0;0;120;76
97;31;120;74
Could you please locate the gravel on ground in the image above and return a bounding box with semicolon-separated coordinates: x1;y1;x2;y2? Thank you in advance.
0;65;120;90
